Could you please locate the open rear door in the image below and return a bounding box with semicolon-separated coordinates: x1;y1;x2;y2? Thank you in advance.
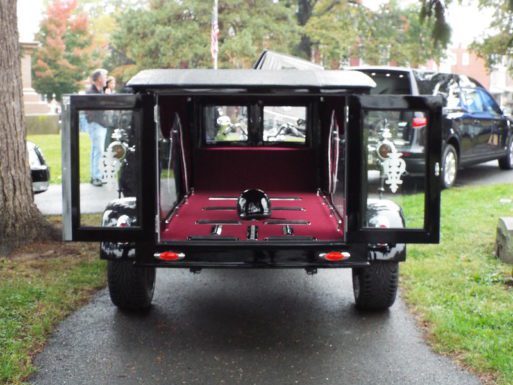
346;95;442;244
62;94;156;242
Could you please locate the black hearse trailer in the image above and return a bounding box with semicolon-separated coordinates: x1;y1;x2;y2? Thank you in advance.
62;69;442;311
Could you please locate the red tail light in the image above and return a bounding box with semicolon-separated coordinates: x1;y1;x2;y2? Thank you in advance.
319;251;351;262
155;251;185;261
412;116;427;128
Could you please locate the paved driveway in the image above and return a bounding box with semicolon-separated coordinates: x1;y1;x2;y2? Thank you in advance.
30;269;482;385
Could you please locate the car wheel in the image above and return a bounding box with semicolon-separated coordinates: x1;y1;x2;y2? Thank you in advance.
498;137;513;170
442;144;458;189
352;261;399;311
107;260;156;311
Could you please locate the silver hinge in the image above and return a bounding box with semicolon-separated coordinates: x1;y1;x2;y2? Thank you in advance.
434;162;440;177
345;105;349;124
154;103;161;130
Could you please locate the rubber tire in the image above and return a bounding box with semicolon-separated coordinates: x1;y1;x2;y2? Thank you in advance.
498;137;513;170
107;260;156;311
352;261;399;311
441;144;458;189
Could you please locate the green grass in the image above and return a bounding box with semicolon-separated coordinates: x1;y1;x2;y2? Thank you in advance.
400;184;513;385
0;217;106;385
28;133;92;184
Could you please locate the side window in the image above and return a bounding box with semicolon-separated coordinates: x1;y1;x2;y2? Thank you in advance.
204;105;248;144
263;106;306;143
478;89;502;116
444;81;462;110
461;88;484;113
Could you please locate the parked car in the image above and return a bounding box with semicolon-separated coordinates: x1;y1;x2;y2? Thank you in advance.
27;141;50;194
61;69;443;312
350;66;513;188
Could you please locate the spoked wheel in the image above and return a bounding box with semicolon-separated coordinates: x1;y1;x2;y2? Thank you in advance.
352;261;399;311
107;260;156;311
498;137;513;170
442;144;458;189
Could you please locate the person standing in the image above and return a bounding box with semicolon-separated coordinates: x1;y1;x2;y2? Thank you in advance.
86;69;108;186
104;76;116;94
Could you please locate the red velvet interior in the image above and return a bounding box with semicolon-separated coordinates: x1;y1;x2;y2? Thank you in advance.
161;191;343;241
193;147;316;192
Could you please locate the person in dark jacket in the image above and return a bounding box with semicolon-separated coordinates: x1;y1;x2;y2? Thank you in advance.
86;69;108;186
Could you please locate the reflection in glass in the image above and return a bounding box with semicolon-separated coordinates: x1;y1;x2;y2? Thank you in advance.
79;109;139;227
364;110;426;229
204;105;248;143
159;115;179;219
263;106;306;143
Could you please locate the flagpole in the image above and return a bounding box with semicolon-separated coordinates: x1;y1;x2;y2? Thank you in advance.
212;0;219;70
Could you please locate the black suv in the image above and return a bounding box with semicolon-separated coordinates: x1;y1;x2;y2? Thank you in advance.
351;66;513;188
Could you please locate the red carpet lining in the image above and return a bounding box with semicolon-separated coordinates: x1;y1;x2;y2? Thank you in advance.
161;191;343;241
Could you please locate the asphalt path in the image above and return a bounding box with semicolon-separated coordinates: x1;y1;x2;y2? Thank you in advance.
29;161;512;385
30;269;482;385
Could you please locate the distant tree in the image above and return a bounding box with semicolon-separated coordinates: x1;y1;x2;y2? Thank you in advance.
298;0;451;62
305;0;441;68
32;0;98;101
75;0;147;83
470;0;513;73
361;2;442;66
304;1;370;67
110;0;300;80
0;0;58;254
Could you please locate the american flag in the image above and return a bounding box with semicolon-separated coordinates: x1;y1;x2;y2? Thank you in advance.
211;0;219;69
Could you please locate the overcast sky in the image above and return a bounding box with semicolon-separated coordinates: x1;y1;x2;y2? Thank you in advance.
18;0;494;47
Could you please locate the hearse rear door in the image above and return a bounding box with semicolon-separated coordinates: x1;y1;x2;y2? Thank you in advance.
345;95;442;244
62;94;156;242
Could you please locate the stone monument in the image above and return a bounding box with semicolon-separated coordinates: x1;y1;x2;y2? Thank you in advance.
20;41;59;134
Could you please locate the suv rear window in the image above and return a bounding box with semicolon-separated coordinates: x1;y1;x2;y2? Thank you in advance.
359;70;412;95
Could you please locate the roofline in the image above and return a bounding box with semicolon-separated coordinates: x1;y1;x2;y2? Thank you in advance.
127;69;375;90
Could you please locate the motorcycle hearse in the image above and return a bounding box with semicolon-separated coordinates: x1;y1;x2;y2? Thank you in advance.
62;69;442;312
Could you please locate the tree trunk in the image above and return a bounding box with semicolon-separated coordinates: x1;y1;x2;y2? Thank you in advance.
0;0;58;255
295;0;315;59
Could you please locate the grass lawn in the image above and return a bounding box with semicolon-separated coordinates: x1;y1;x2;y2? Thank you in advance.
0;216;105;385
401;184;513;385
28;133;92;184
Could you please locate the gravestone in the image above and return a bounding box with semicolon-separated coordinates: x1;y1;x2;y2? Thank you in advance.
495;217;513;265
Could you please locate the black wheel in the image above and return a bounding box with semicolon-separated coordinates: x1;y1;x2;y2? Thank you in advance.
498;137;513;170
442;144;458;189
352;261;399;311
107;260;156;311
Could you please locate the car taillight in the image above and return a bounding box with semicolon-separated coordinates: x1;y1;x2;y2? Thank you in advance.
319;251;351;262
154;251;185;261
412;116;427;128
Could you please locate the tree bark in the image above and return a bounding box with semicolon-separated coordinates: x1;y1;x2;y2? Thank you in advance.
0;0;58;255
296;0;316;59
